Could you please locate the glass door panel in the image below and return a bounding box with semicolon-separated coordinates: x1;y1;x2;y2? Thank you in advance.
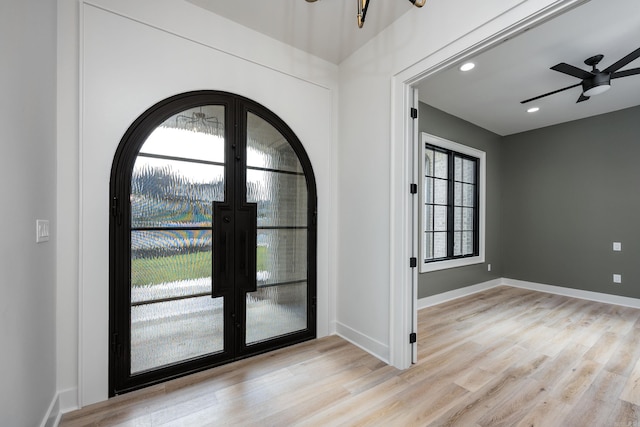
131;159;224;228
247;170;308;227
129;105;226;373
246;113;303;173
246;282;307;345
244;112;309;345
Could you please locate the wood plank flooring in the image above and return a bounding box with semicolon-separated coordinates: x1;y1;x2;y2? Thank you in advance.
60;286;640;426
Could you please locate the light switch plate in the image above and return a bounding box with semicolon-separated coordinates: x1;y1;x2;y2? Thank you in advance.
613;274;622;284
613;242;622;251
36;220;50;243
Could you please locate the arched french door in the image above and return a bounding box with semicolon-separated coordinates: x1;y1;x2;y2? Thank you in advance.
109;91;317;396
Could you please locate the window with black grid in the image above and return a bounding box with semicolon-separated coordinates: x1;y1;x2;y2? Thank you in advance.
423;144;479;263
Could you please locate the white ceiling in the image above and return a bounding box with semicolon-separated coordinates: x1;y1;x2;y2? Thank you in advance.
187;0;416;64
188;0;640;136
416;0;640;135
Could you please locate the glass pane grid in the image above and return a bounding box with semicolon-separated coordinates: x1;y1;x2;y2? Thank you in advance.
424;148;434;177
424;147;479;263
247;113;303;173
256;229;307;286
434;151;448;178
131;296;224;373
247;169;308;227
131;230;212;288
246;283;307;345
152;105;225;161
453;181;476;207
424;232;433;260
131;158;224;228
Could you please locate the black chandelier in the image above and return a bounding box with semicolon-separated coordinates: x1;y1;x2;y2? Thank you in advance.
305;0;426;29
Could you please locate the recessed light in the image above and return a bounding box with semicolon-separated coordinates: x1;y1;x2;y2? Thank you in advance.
527;107;540;113
459;62;475;72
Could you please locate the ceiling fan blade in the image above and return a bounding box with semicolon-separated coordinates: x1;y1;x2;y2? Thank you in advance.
576;93;590;103
611;67;640;79
550;63;593;80
520;83;582;104
603;47;640;73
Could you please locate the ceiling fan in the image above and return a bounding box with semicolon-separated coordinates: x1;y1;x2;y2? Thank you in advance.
521;47;640;104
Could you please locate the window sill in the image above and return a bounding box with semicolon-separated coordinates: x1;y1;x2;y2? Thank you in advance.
420;255;484;273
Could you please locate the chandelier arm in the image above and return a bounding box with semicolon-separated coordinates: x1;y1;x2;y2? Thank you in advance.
357;0;369;28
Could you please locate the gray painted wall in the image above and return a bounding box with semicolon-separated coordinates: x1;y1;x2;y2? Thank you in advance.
0;0;58;426
419;102;640;300
418;103;503;298
502;105;640;298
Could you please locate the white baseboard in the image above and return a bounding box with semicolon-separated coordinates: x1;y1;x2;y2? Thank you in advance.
417;278;503;310
40;394;60;427
335;321;389;364
40;387;78;427
417;277;640;311
503;278;640;309
58;387;79;415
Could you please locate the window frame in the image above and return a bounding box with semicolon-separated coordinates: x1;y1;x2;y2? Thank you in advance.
419;132;486;273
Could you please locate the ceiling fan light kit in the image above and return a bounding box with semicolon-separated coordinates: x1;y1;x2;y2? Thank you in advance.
521;47;640;104
582;74;611;97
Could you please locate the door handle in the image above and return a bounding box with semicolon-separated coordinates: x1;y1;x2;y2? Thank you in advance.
213;202;257;295
212;202;233;297
238;203;257;293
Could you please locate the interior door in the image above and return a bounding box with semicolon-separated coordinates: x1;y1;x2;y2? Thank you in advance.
109;92;316;396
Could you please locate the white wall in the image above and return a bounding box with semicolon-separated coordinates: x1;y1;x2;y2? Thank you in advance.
57;0;81;414
74;0;338;406
0;0;58;426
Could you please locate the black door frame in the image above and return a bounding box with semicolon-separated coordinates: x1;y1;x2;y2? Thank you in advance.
109;91;317;396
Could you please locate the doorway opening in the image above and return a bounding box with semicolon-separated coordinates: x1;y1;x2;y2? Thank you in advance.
391;0;587;370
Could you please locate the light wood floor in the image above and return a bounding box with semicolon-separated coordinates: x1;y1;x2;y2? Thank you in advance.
60;286;640;426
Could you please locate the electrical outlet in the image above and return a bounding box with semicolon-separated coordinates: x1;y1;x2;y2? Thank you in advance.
613;242;622;251
487;263;491;272
36;220;50;243
613;274;622;284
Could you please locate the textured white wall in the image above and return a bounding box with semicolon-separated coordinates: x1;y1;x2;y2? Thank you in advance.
0;0;58;425
77;0;337;405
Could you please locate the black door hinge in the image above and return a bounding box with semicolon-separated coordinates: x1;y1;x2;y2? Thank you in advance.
410;183;417;194
409;332;417;344
410;257;417;268
111;197;118;216
111;197;121;225
111;333;121;356
312;296;317;317
410;108;418;119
